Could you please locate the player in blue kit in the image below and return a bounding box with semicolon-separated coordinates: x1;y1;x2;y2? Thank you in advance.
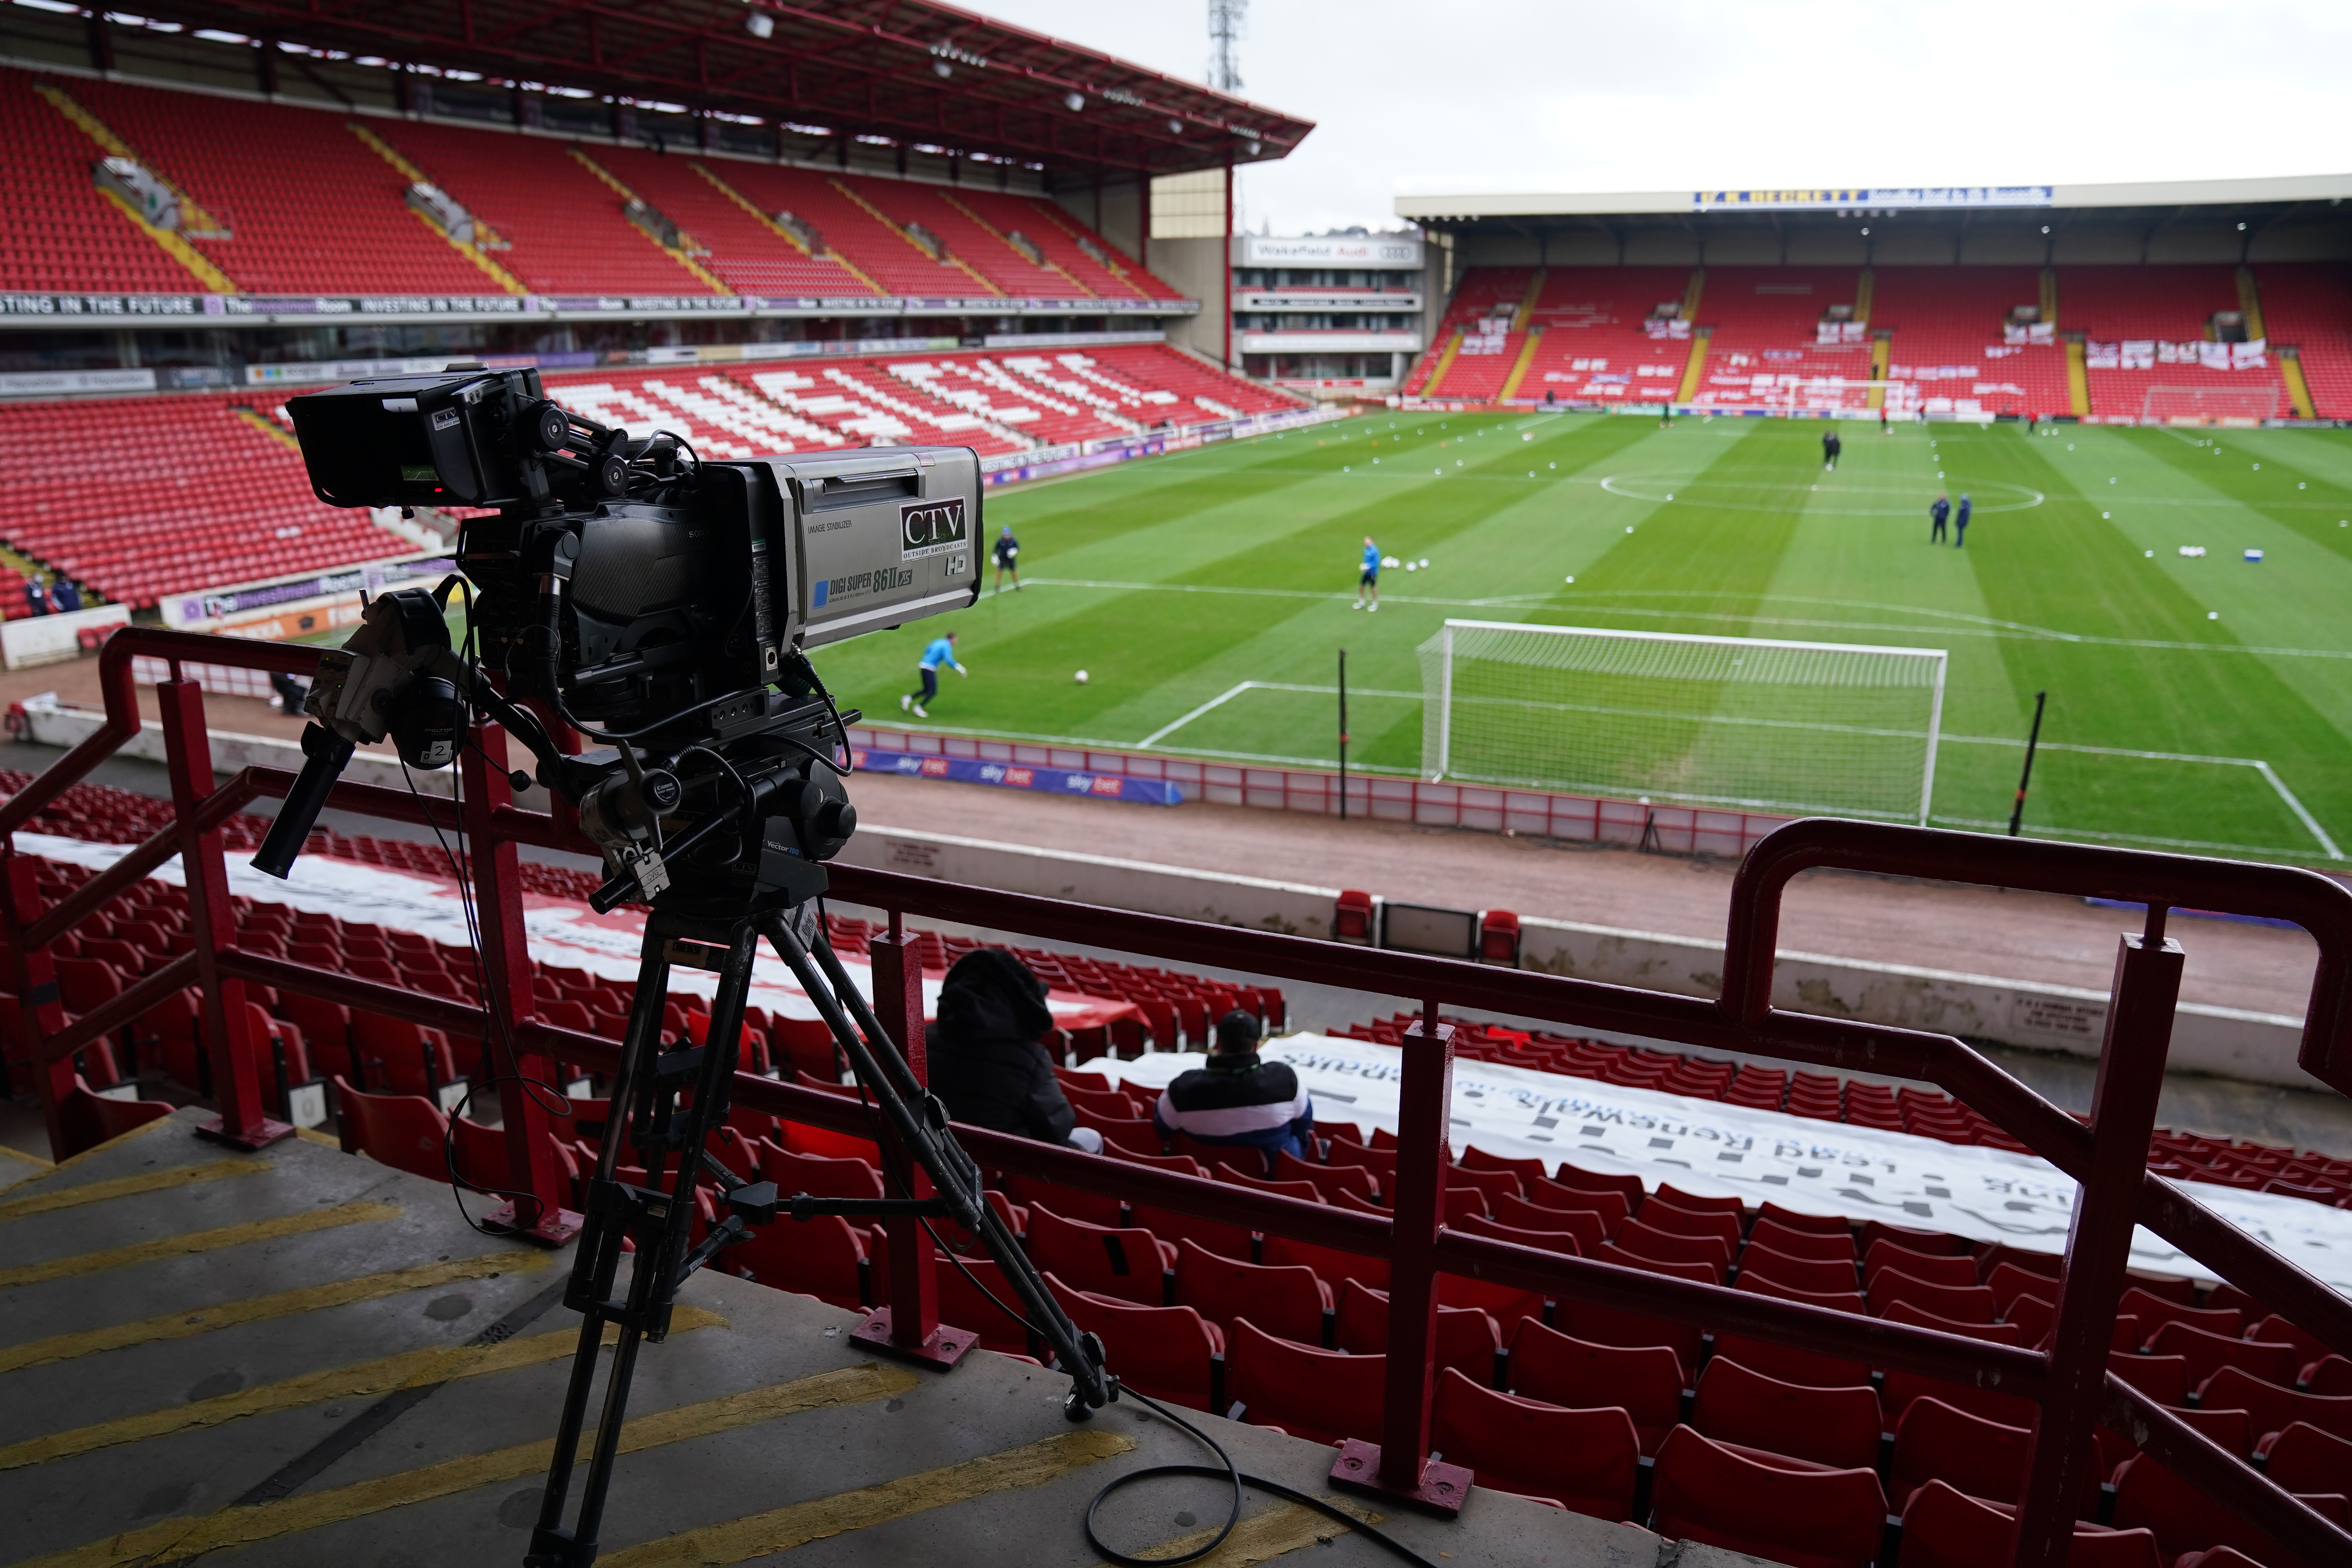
1353;535;1381;612
900;632;966;719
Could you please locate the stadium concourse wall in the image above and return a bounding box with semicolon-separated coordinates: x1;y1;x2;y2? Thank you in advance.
838;821;2312;1089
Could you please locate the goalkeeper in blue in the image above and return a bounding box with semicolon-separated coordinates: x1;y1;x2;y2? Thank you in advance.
901;632;967;719
1354;535;1381;612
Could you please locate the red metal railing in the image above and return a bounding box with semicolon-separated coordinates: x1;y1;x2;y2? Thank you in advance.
6;626;2352;1568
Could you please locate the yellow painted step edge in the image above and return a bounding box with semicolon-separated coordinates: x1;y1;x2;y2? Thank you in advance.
1496;327;1544;401
568;148;733;297
942;190;1095;299
1675;325;1713;403
1421;330;1463;397
687;162;885;297
829;177;1004;298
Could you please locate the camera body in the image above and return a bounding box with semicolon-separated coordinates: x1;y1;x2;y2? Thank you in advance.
265;365;979;910
288;367;980;733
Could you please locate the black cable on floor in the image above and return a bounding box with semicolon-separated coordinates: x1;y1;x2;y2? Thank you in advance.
1089;1385;1440;1568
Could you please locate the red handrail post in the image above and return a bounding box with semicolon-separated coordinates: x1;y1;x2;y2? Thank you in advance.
2011;922;2184;1567
1333;1011;1473;1514
461;720;581;1245
160;678;290;1152
851;918;973;1368
4;850;78;1155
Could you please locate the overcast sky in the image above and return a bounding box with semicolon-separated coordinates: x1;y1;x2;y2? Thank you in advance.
975;1;2352;236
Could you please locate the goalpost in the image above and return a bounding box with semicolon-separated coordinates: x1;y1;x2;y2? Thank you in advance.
2141;385;2279;426
1419;621;1948;824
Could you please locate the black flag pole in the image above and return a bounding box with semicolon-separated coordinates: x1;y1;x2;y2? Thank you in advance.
2008;690;2048;837
1337;648;1349;821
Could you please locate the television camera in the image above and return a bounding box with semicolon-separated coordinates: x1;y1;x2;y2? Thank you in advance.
259;366;1112;1568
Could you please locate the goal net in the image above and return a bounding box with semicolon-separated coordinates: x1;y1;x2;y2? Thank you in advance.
2142;385;2279;426
1417;621;1947;822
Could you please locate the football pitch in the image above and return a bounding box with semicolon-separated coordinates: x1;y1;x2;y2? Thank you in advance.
814;410;2352;865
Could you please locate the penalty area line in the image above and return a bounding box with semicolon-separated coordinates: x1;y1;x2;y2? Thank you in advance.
1135;681;1259;748
1942;737;2343;860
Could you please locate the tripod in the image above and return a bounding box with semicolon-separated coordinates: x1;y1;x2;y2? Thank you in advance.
524;893;1111;1568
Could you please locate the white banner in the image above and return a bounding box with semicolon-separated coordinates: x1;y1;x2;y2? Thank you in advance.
1089;1034;2352;1293
15;833;1127;1032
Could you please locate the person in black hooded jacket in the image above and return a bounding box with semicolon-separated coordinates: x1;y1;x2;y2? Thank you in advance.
924;948;1101;1151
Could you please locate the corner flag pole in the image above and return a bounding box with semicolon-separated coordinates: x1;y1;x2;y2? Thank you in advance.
1337;648;1349;821
2008;690;2048;837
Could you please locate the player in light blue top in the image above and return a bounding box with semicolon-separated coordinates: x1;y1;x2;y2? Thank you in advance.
902;632;967;718
1354;535;1381;612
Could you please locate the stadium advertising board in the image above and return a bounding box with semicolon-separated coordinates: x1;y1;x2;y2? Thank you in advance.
1692;186;2055;210
853;744;1183;805
1236;292;1423;311
1236;235;1423;269
164;556;452;632
0;292;1191;327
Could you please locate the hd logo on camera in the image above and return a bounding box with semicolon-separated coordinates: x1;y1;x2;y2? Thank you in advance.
899;495;968;561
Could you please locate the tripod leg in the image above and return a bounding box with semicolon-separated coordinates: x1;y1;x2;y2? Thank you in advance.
761;915;1109;1413
530;917;760;1568
530;925;674;1568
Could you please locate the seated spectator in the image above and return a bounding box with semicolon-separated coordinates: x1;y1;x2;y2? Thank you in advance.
927;948;1101;1152
1152;1011;1313;1159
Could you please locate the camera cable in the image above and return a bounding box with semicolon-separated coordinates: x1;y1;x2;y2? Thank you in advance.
820;1008;1436;1568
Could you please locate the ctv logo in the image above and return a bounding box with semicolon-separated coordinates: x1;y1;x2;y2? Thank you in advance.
900;495;968;561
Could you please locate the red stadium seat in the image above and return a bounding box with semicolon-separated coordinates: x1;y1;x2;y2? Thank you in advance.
2111;1452;2302;1566
1864;1240;1981;1290
1430;1368;1640;1521
1022;1205;1174;1307
1046;1277;1223;1413
1611;1220;1732;1280
1172;1238;1331;1347
2200;1367;2352;1447
1870;1269;2000;1323
2143;1320;2302;1391
726;1212;867;1311
1223;1318;1383;1448
2259;1420;2352;1494
1899;1480;2160;1568
1649;1425;1887;1568
758;1141;885;1204
1691;1353;1884;1472
1888;1396;2035;1509
1334;1277;1499;1379
332;1075;448;1183
1508;1319;1684;1454
1740;1242;1862;1296
1708;1332;1869;1391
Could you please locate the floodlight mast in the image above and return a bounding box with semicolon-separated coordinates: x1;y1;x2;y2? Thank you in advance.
1208;0;1246;93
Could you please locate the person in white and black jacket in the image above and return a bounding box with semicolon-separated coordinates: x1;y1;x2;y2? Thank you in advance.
1152;1011;1314;1160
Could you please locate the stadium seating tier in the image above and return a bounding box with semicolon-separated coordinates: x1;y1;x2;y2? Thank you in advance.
1414;261;2335;423
0;392;415;606
65;75;494;296
0;68;212;294
0;66;1172;307
7;789;2345;1568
